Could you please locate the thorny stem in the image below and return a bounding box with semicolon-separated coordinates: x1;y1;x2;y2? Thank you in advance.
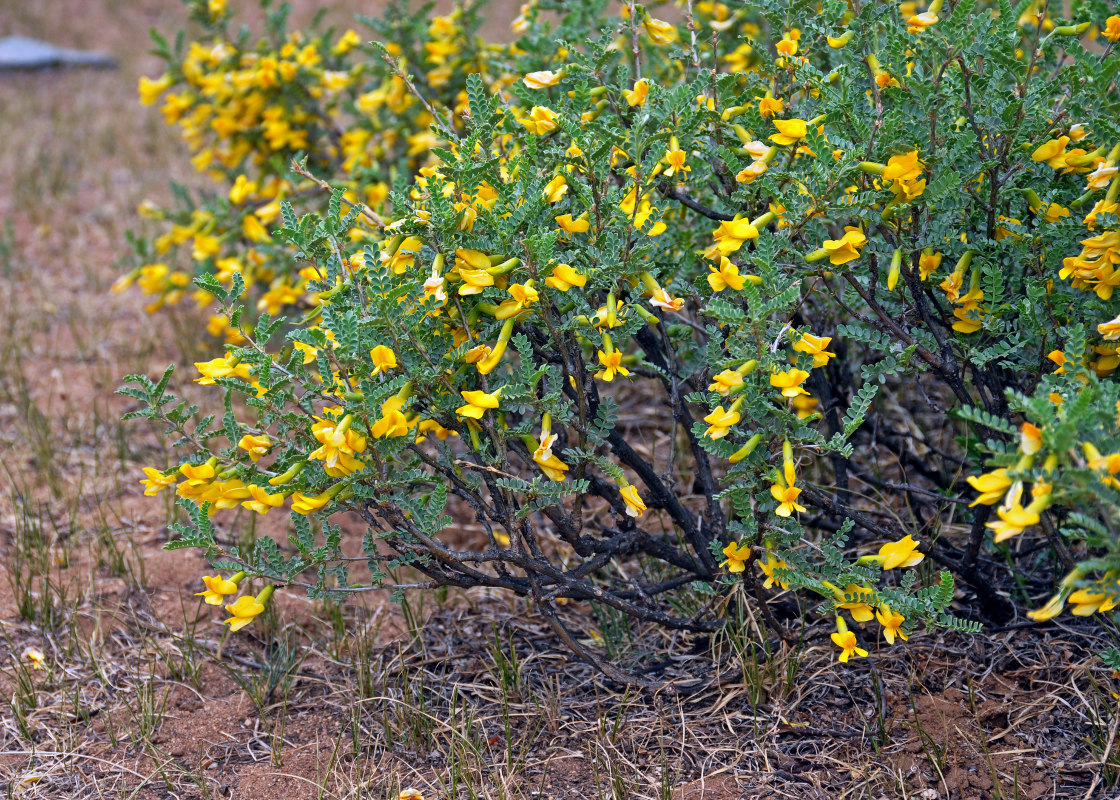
291;159;384;228
379;53;459;140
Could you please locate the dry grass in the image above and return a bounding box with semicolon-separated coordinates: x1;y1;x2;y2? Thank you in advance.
0;0;1117;798
1;569;1114;798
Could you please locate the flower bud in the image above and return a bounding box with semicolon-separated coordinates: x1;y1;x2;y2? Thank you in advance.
729;433;762;464
887;248;902;291
1050;21;1090;36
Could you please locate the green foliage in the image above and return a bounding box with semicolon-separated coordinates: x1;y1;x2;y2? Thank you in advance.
120;0;1120;672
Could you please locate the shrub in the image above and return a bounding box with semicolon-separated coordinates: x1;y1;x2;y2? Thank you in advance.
120;0;1120;679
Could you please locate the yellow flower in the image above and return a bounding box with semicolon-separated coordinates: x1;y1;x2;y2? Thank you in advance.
592;299;625;329
648;287;684;312
524;70;563;89
878;149;922;181
792;395;819;419
291;490;333;515
1019;422;1043;455
456;388;502;419
707;257;748;291
21;646;46;670
556;214;590;235
663;144;689;176
836;584;876;622
386;236;422;274
820;227;867;265
770;368;810;398
370;396;415;438
918;249;942;281
545;263;587;291
637;209;665;236
907;11;939;33
1069;587;1120;616
1105;15;1120;43
792;332;836;368
332;29;361;55
709;368;744;396
138;73;173;105
743;137;772;157
620;485;646;517
770;118;807;146
1085;443;1120;478
1087;163;1118;191
454;205;475;232
256;201;282;224
881;150;925;199
966;468;1012;506
176;462;218;502
874;68;900;89
257;281;301;315
370;345;398;375
417;419;457;443
1098;314;1120;341
495;283;539;320
224;587;273;632
242;484;285;514
238;433;272;462
831;616;868;663
458;268;495;296
757;553;790;589
703;406;740;439
511;282;539;307
876;605;908;644
596;350;630;382
511;3;531;33
1040;202;1070;224
1031;136;1069;165
1026;591;1065;621
939;270;964;304
736;161;768;183
423;268;448;305
464;344;491;365
543;174;568;203
533;433;570;481
196;572;243;605
309;416;367;475
200;479;252;514
985;484;1042;542
140;467;176;496
876;534;924;570
710;217;760;256
455;247;491;271
229;174;257;205
160;92;191;124
644;17;679;44
770;444;805;517
179;462;216;483
192;234;221;262
623;79;649;107
720;542;751;573
321;70;352;92
758;96;784;118
521;106;558;135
